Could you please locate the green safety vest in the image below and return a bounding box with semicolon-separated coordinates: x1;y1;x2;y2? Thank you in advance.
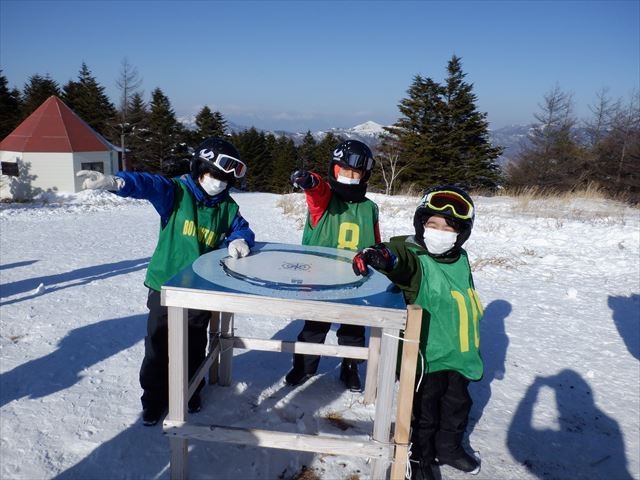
301;195;378;250
145;180;239;291
413;251;484;380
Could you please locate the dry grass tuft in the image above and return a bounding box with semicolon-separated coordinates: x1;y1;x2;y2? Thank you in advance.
498;182;608;202
276;193;305;216
470;256;527;271
323;410;354;431
291;466;322;480
487;184;635;225
277;193;308;231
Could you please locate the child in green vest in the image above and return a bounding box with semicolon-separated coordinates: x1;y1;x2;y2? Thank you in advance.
77;137;255;426
285;140;380;391
352;185;483;480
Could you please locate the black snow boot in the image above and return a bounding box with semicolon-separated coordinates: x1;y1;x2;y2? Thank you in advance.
410;460;436;480
436;431;479;473
285;354;314;386
437;450;479;473
188;392;202;413
142;405;166;426
339;359;362;392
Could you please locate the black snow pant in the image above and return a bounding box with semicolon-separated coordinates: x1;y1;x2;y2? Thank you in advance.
291;320;365;374
410;370;472;464
139;289;209;410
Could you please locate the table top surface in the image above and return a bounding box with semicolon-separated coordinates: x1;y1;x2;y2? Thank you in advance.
163;242;406;309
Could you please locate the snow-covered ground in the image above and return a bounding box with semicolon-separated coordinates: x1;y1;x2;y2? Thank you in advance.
1;189;638;480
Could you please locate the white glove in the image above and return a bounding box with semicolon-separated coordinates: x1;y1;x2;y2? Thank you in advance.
76;170;123;191
227;239;250;259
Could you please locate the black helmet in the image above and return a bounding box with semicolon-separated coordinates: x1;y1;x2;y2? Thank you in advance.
328;140;375;202
413;185;475;257
190;137;246;185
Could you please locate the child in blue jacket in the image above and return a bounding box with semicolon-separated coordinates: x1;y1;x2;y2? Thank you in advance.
77;137;255;426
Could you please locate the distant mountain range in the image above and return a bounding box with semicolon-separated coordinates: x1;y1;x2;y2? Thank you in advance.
247;120;535;168
183;117;534;168
224;119;390;145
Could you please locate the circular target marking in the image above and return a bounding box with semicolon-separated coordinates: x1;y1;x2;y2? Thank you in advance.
219;249;366;291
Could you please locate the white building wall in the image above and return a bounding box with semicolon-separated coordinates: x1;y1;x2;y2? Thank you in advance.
72;151;116;191
0;150;115;200
0;150;21;199
29;152;76;193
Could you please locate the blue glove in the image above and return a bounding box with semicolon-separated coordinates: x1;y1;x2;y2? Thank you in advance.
352;244;396;276
290;170;317;190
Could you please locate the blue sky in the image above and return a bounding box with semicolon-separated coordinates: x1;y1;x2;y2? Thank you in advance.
1;0;638;132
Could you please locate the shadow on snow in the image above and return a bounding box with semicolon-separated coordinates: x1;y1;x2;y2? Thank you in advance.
57;319;368;480
608;293;640;361
0;314;145;407
0;257;150;306
507;369;633;479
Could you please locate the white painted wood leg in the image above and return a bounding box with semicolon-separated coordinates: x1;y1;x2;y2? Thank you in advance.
167;306;188;480
370;324;400;479
218;312;234;386
364;326;381;404
208;312;221;385
390;305;422;480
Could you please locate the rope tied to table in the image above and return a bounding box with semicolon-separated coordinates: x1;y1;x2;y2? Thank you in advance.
382;331;426;392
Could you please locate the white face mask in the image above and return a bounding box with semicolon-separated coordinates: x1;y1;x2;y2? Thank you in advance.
336;174;361;185
200;175;227;196
423;228;458;255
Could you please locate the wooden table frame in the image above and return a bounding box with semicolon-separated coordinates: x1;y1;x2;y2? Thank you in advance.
161;286;421;480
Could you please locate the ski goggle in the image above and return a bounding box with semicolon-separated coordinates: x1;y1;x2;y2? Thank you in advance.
333;149;375;171
201;151;247;178
419;190;474;220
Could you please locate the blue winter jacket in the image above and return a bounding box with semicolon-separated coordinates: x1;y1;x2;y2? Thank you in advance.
113;172;255;247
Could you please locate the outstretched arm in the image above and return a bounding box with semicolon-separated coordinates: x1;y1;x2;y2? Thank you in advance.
77;170;176;221
290;170;331;227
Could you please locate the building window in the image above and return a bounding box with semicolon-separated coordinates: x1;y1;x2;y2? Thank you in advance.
81;162;104;173
0;162;19;177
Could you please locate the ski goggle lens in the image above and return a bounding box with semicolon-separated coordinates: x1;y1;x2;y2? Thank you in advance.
419;190;474;220
212;154;247;178
333;152;374;171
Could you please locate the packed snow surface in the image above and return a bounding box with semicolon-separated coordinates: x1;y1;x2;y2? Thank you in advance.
1;190;638;479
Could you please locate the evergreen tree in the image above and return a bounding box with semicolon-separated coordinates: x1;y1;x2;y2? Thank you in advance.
441;56;503;189
62;62;117;140
21;74;61;118
0;71;22;139
384;74;446;188
193;106;228;143
297;131;319;173
233;127;272;192
385;56;504;191
270;135;298;193
145;87;182;174
314;132;344;177
125;92;152;171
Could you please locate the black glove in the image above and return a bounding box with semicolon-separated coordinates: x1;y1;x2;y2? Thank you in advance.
352;244;395;276
290;170;317;190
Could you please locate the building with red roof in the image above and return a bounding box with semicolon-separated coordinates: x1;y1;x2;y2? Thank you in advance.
0;96;118;200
